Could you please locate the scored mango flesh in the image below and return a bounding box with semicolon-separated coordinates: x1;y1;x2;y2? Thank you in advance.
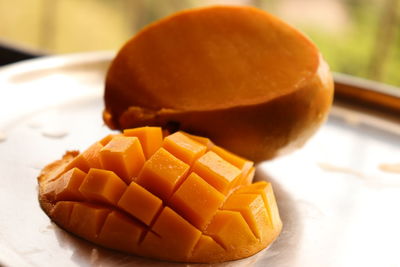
38;127;282;263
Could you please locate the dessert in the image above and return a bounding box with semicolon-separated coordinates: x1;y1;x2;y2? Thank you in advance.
38;127;282;262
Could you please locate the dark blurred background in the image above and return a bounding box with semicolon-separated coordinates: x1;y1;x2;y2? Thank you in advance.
1;0;399;87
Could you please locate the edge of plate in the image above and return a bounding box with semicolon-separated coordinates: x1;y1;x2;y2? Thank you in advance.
0;51;115;81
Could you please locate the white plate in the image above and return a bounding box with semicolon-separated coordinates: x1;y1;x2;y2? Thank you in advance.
1;52;400;267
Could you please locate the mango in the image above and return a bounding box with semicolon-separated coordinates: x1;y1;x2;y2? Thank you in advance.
38;127;282;263
103;6;334;162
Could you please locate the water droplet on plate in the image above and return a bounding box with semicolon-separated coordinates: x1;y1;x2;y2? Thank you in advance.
27;120;43;129
42;127;69;139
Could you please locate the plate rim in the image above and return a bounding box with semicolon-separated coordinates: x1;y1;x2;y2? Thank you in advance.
0;51;115;81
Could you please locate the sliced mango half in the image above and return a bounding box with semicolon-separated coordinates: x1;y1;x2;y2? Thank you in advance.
38;127;282;262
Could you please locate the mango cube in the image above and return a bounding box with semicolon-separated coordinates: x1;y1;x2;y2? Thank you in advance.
136;148;189;201
117;182;162;225
204;210;257;250
223;193;268;238
192;151;241;194
43;168;86;201
79;168;127;206
50;201;75;228
98;211;145;253
169;172;224;230
141;207;202;260
123;126;163;159
68;203;111;241
81;142;104;169
100;136;145;183
163;131;207;165
235;181;281;229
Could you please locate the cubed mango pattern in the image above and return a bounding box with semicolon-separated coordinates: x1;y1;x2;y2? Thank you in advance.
38;127;282;262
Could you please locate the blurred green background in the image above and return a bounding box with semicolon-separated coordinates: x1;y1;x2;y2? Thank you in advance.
1;0;399;86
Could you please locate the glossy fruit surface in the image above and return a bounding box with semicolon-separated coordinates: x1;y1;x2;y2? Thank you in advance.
38;127;282;262
103;6;334;162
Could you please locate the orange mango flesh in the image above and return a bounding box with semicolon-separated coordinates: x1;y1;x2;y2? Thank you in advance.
169;172;225;230
222;194;268;239
81;142;104;169
100;136;145;183
38;127;282;263
204;210;258;251
136;148;190;202
192;151;242;195
123;126;163;159
117;182;162;225
79;168;127;206
97;211;144;253
163;131;207;165
103;6;334;162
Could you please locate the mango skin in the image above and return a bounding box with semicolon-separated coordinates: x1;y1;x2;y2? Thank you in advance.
103;6;334;162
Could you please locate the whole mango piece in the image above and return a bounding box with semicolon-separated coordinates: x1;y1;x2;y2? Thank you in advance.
103;6;334;162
